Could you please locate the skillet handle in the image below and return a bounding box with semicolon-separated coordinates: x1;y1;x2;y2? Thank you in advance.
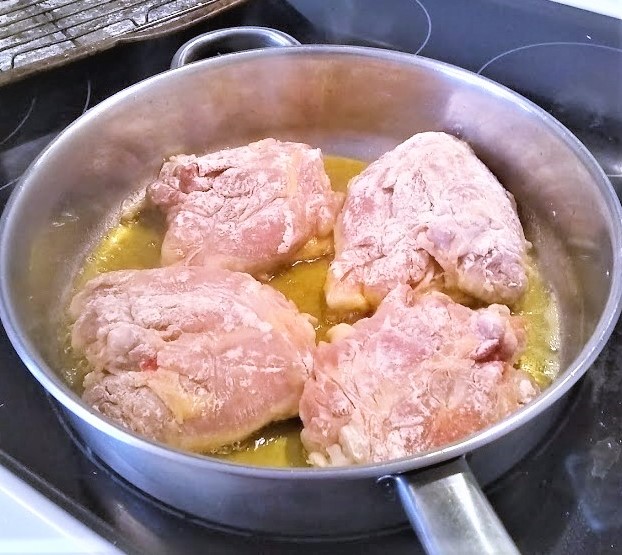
380;457;520;555
171;27;301;69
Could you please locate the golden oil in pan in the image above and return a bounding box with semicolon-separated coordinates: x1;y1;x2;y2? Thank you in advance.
60;209;166;389
63;154;559;468
514;260;560;388
74;208;166;290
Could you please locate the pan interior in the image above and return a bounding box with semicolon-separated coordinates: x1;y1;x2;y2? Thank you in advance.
1;48;616;471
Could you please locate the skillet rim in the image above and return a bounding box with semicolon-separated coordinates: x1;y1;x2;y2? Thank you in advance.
1;44;621;480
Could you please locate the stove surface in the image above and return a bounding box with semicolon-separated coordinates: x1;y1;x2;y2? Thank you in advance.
1;1;621;553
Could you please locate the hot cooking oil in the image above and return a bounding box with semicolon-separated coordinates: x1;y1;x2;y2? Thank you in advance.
63;154;559;468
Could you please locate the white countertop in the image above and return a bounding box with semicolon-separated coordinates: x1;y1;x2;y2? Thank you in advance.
549;0;622;19
0;464;122;554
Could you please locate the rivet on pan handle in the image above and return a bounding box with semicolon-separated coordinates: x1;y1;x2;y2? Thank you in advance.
378;457;521;555
171;26;301;69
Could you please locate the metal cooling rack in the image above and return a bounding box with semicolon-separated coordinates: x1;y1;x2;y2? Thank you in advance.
0;0;245;84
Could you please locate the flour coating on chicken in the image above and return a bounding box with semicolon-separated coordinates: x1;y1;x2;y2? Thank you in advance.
325;132;529;312
70;266;315;452
148;138;343;275
300;287;537;466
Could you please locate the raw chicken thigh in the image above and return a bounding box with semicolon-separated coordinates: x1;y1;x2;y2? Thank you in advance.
300;286;537;466
148;138;343;276
325;132;529;312
70;266;315;452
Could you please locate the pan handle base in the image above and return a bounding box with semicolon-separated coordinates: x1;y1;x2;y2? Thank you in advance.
379;457;520;555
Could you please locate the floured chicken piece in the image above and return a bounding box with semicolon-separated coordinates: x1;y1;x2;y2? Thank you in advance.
69;266;315;451
300;286;537;466
325;132;529;312
147;138;344;275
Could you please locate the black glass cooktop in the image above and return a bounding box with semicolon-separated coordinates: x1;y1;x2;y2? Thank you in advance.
1;1;621;553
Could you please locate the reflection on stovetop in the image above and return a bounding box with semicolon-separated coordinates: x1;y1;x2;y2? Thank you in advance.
1;0;621;553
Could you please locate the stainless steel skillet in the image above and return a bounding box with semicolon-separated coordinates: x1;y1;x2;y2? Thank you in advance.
1;27;620;554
